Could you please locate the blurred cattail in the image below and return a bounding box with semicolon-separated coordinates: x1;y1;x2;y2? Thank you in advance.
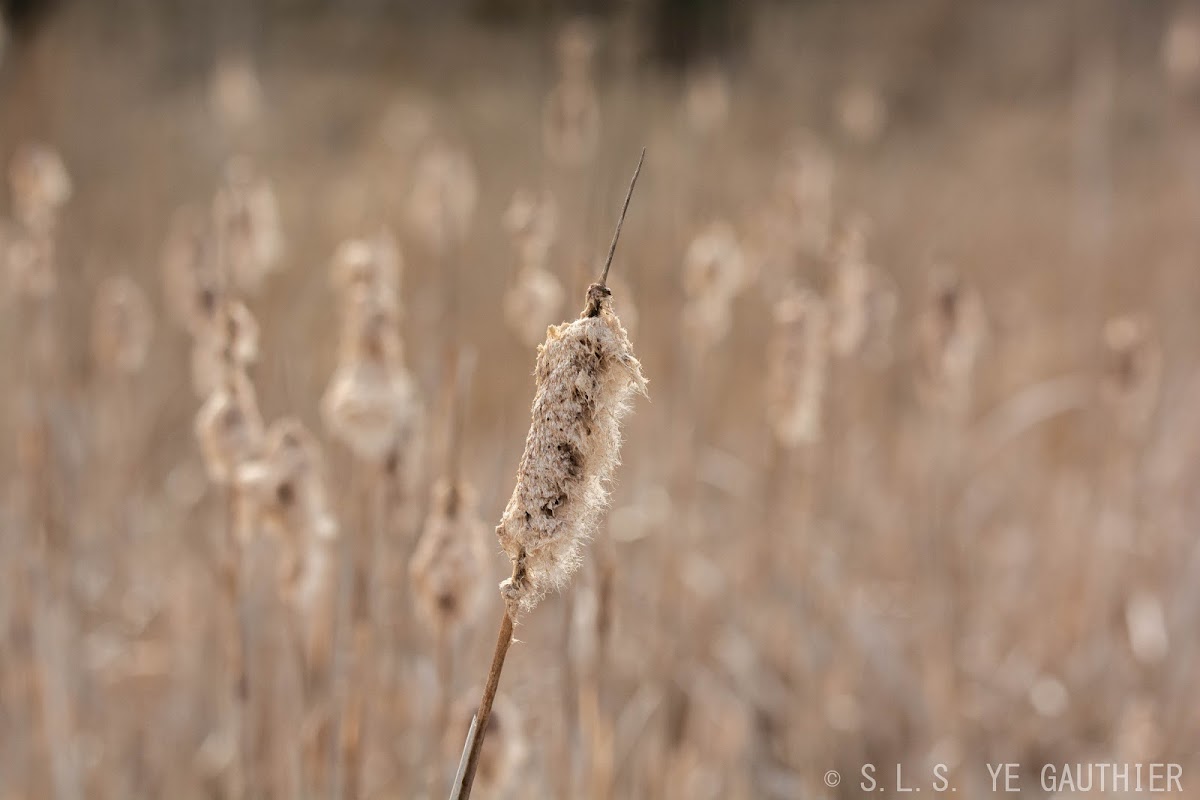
497;282;647;618
504;266;565;349
543;79;601;168
209;52;263;131
1164;5;1200;93
411;479;490;634
555;19;597;81
916;269;986;415
828;219;897;361
162;206;221;335
1101;313;1162;439
447;692;527;797
681;220;748;358
777;134;834;257
684;65;731;137
407;140;478;254
835;81;888;145
194;367;265;486
9;142;72;234
4;225;57;299
213;159;284;294
236;418;338;590
330;231;401;297
323;244;422;464
503;188;559;271
191;299;260;398
91;275;154;376
766;286;829;447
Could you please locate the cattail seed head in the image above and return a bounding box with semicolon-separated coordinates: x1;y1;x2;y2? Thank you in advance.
682;221;748;360
213;160;284;294
5;226;57;299
504;266;565;348
410;479;490;634
1101;313;1162;439
504;188;559;270
407;141;478;253
330;231;401;297
9;143;72;234
543;79;601;168
497;283;646;619
162;206;221;335
194;367;265;485
767;286;829;447
777;134;834;257
916;269;986;415
191;300;261;397
828;219;897;362
91;275;154;376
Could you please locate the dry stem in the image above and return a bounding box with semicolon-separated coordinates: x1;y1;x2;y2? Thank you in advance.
447;609;515;800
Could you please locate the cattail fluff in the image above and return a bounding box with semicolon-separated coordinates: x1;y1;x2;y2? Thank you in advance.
496;283;646;619
543;21;600;167
162;206;221;335
766;287;829;447
91;275;154;376
916;269;986;415
213;159;284;295
194;366;265;485
209;52;263;132
448;692;527;797
681;221;749;360
778;134;834;257
828;220;897;362
322;239;422;464
9;143;72;234
407;141;478;254
503;190;564;347
410;479;490;634
4;224;57;299
1101;314;1162;439
235;418;338;589
191;300;260;398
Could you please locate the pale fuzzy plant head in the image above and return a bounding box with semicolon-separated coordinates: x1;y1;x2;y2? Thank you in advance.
91;274;154;376
503;188;559;270
916;268;987;415
4;225;57;299
1101;313;1163;440
504;264;565;348
767;285;830;447
235;418;337;585
555;18;598;80
9;142;72;234
162;205;221;335
496;283;646;619
194;366;265;485
828;217;897;362
191;299;260;397
447;691;527;797
777;132;834;256
213;159;284;294
410;479;491;635
407;140;478;253
682;220;750;303
330;230;402;298
208;52;262;131
322;358;421;465
543;79;601;167
683;64;732;137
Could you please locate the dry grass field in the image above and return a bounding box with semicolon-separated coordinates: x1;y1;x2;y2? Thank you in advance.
1;1;1199;798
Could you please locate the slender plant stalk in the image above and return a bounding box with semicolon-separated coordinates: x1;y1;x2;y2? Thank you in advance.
448;609;515;799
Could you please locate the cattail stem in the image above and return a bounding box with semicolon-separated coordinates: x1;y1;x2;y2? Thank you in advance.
447;609;515;800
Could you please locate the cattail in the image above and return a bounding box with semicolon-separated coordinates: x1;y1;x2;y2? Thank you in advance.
503;188;559;271
194;367;265;486
4;225;57;299
411;479;490;634
330;231;401;297
1164;5;1200;93
777;134;834;257
684;65;731;137
323;242;422;464
213;159;284;295
162;206;221;335
504;266;565;349
91;275;154;376
496;281;646;618
9;142;72;234
916;269;986;415
828;219;897;361
681;220;748;359
408;141;478;254
447;692;527;798
451;150;645;800
1101;313;1162;439
835;81;888;145
191;300;260;398
209;52;263;131
235;418;338;590
766;286;829;447
543;22;601;167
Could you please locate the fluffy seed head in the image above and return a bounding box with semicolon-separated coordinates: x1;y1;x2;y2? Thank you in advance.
407;141;478;253
194;367;265;485
92;275;154;376
504;188;559;269
767;286;829;447
504;266;565;348
682;221;748;360
496;284;646;618
777;133;834;256
9;143;72;234
330;231;401;297
916;269;986;415
410;479;490;634
162;206;221;335
1102;313;1162;439
213;160;284;294
4;226;57;299
191;300;260;397
543;79;601;167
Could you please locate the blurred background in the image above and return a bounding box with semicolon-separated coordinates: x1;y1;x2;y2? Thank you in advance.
2;0;1199;798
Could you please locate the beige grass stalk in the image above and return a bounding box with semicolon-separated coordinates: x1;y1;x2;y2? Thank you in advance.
449;149;647;800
